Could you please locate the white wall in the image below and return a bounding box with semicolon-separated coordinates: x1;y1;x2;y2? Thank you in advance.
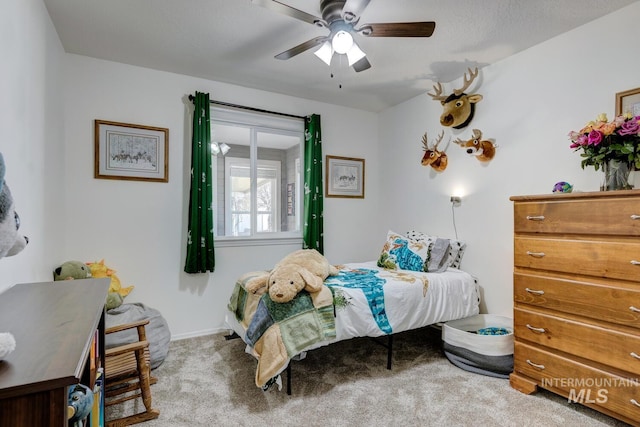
379;2;640;316
62;55;380;338
0;0;66;289
3;1;639;339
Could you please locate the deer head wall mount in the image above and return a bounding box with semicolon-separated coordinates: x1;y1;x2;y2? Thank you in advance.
454;129;496;162
421;130;448;172
428;67;483;129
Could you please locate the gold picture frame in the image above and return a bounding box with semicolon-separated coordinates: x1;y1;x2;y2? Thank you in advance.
95;120;169;182
325;155;365;199
615;87;640;117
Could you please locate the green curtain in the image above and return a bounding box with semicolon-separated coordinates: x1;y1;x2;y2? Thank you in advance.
185;92;215;273
303;114;324;253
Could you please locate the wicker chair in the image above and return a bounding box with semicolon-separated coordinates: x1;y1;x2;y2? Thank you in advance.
104;319;160;426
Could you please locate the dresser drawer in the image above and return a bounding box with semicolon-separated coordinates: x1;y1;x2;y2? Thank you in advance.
514;236;640;281
514;308;640;375
514;197;640;236
514;341;640;423
514;271;640;327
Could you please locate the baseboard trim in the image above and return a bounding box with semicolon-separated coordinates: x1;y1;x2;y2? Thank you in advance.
170;327;231;341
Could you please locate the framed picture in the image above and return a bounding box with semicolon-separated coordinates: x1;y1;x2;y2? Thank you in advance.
325;155;365;198
94;120;169;182
615;87;640;117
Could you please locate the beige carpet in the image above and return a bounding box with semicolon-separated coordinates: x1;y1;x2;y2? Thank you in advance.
106;327;629;426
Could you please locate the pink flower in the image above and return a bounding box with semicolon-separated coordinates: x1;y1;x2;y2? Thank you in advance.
576;134;589;146
618;119;640;136
587;130;603;146
613;115;627;127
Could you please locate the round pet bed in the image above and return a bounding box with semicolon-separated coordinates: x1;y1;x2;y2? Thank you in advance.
442;314;513;379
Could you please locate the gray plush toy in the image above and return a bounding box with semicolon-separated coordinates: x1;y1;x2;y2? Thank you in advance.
0;152;28;259
0;152;27;362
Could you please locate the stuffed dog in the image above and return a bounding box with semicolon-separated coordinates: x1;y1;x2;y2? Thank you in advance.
245;249;339;303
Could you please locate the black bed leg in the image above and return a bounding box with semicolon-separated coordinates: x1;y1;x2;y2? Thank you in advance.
286;363;292;395
387;334;393;370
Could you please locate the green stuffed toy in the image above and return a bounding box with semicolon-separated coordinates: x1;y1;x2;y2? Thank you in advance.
53;260;123;310
53;260;91;281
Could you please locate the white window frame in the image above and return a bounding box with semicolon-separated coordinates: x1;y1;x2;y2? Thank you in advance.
211;105;304;247
224;157;281;236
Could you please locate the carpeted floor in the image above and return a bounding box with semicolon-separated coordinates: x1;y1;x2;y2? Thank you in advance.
106;327;630;426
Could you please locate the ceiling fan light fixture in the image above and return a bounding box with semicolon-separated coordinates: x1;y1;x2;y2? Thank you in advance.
314;40;334;65
331;30;353;54
346;42;366;66
211;142;230;156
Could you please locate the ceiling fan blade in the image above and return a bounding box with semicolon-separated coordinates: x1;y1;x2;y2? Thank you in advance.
275;36;328;60
352;56;371;73
252;0;320;25
342;0;371;20
363;22;436;37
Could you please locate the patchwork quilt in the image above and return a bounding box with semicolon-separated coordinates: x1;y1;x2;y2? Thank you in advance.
228;271;336;387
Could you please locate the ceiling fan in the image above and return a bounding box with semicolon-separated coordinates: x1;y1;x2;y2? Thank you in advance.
253;0;436;72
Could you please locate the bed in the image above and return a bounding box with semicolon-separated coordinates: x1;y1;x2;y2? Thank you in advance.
225;230;481;393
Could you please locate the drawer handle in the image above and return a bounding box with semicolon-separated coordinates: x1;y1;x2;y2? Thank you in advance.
526;359;545;369
631;352;640;360
630;306;640;313
631;215;640;220
631;260;640;266
526;324;546;333
526;251;545;258
631;399;640;408
526;215;545;221
525;288;545;295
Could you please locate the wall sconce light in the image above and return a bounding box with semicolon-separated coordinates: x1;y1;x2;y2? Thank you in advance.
450;195;462;206
211;142;230;156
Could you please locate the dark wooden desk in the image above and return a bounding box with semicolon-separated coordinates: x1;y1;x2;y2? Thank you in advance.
0;278;109;426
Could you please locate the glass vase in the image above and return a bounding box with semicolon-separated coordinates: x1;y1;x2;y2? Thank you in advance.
600;159;633;191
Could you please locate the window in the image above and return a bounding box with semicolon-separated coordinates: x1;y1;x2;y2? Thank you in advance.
211;106;304;245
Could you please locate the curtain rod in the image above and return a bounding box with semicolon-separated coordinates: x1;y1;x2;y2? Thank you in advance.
188;95;305;120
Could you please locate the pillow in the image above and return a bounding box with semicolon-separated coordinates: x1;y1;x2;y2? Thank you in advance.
405;230;467;269
377;230;430;272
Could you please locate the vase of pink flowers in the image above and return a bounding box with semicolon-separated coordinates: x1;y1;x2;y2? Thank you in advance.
569;113;640;190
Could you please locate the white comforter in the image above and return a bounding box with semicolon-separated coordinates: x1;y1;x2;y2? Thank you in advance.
327;261;480;342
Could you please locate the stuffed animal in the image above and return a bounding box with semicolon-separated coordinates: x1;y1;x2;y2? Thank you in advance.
245;249;339;303
53;260;92;281
0;332;16;360
67;383;94;427
86;259;134;298
454;129;497;162
0;152;28;259
53;260;124;309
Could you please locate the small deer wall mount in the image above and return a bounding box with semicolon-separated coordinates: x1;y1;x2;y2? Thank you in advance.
428;67;483;129
421;130;448;172
454;129;496;162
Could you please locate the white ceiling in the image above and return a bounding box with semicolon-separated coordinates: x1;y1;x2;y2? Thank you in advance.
43;0;638;112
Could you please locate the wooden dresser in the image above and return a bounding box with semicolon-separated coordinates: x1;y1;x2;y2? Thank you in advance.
0;278;109;426
509;190;640;425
